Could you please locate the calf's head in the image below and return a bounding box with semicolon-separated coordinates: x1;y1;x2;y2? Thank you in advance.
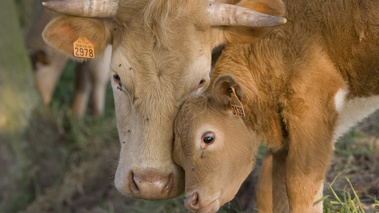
173;74;260;212
42;0;285;200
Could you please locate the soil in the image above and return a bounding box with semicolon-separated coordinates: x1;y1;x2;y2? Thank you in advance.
1;110;378;213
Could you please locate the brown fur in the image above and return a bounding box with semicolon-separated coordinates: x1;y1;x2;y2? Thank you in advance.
173;0;379;212
42;0;286;201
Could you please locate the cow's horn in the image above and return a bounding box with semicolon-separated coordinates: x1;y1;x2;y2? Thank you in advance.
207;2;287;27
42;0;119;18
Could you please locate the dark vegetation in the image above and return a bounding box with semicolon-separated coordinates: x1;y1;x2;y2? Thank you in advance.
0;61;378;213
0;0;378;212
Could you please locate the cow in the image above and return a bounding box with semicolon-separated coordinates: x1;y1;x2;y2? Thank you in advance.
172;0;379;212
41;0;286;200
26;6;111;116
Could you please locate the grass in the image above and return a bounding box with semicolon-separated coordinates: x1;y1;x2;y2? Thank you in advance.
321;120;379;213
320;174;365;213
319;174;379;213
1;61;378;212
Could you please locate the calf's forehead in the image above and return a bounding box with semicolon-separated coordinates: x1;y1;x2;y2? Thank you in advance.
175;100;223;145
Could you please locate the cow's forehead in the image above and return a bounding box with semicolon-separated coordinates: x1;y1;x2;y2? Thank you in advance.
110;32;211;83
109;33;212;125
111;20;212;80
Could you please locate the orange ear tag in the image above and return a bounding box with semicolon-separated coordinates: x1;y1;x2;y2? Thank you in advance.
230;87;245;117
73;37;95;58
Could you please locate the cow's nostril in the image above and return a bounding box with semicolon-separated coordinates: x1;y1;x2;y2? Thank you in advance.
130;172;140;194
164;173;175;193
129;170;173;199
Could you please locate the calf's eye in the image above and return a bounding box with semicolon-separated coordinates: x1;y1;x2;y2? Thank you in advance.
201;131;215;146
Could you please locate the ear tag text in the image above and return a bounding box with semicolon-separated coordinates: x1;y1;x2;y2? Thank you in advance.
73;37;95;58
229;87;245;117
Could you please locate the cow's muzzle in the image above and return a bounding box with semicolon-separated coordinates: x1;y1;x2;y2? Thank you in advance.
129;170;173;199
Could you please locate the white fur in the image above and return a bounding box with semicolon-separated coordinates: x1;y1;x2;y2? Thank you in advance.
334;89;348;113
334;92;379;142
312;183;324;213
186;55;212;96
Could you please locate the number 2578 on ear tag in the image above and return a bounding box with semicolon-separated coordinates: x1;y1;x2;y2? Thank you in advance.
73;37;95;59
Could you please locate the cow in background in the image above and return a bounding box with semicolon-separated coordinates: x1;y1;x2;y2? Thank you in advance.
173;0;379;212
41;0;286;200
26;5;111;116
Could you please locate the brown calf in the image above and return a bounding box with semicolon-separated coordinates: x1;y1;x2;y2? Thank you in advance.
173;0;379;212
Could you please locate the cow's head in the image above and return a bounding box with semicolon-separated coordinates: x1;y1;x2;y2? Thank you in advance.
173;74;260;213
42;0;286;200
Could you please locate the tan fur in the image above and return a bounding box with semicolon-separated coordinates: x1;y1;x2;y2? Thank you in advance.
42;0;285;200
223;0;286;43
174;94;259;211
43;16;112;59
173;0;379;212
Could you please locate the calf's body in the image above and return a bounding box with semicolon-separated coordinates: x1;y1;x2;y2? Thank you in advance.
173;0;379;212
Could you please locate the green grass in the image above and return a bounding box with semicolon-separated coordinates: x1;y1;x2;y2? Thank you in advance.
1;61;378;213
319;174;379;213
320;174;365;213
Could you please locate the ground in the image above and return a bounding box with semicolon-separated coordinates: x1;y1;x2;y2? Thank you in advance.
0;64;378;213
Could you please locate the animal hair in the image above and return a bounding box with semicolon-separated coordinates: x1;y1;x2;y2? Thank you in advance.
118;0;208;49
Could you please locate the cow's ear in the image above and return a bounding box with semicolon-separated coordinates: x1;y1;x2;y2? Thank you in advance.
212;74;246;110
43;16;112;60
223;0;285;43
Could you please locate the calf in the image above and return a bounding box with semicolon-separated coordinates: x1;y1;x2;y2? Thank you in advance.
173;0;379;212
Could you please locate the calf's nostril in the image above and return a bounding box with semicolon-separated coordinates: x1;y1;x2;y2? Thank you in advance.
192;192;199;206
185;192;200;210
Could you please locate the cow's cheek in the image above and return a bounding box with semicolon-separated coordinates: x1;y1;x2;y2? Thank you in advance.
112;87;133;140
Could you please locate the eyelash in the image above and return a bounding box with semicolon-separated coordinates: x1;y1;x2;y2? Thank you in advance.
200;131;215;149
198;79;206;88
113;73;123;91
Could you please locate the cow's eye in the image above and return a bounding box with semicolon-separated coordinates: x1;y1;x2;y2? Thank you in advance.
202;131;215;145
113;73;121;84
198;79;206;88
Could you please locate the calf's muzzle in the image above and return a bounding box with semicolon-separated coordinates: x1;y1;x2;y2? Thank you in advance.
185;192;221;213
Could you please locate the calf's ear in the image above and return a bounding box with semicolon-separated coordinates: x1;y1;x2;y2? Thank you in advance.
43;16;112;59
223;0;286;43
212;74;246;110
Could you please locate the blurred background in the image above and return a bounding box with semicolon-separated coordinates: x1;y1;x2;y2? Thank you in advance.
0;0;378;212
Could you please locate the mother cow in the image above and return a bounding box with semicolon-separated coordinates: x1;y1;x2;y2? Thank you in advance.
42;0;286;200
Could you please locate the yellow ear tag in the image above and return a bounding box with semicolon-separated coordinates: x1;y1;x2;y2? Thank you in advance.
73;37;95;58
230;87;245;117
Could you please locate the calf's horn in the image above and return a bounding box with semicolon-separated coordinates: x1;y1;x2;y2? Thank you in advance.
42;0;119;18
207;2;287;27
